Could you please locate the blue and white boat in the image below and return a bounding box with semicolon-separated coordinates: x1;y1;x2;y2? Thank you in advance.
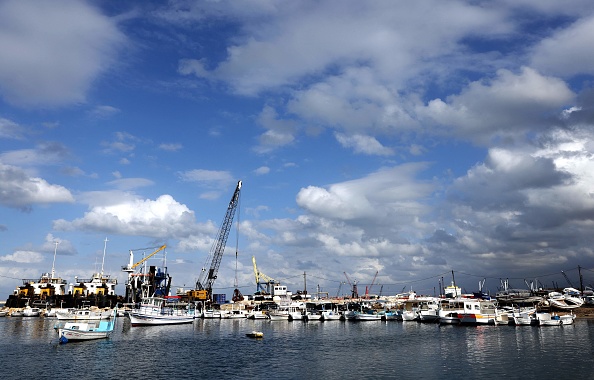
57;308;117;343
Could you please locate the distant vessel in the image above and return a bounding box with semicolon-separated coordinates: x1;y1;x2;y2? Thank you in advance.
7;242;67;308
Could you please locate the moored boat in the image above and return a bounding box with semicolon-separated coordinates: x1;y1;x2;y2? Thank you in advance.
57;308;118;343
55;308;112;321
128;296;195;326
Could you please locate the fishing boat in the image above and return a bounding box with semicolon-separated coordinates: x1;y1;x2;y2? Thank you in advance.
22;306;42;317
222;308;248;319
55;307;112;321
559;313;576;325
57;308;117;343
321;309;342;321
458;299;498;325
536;312;562;326
128;296;195;326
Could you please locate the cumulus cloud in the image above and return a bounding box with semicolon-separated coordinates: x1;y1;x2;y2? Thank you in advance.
296;164;434;223
0;163;74;210
530;15;594;77
254;166;270;175
53;194;198;239
419;67;575;143
0;0;127;107
175;1;510;95
0;251;44;263
335;132;394;156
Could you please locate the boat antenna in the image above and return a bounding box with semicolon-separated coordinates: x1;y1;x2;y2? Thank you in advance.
51;241;59;279
101;237;108;276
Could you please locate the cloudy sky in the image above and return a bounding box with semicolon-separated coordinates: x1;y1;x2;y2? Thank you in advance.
2;0;594;300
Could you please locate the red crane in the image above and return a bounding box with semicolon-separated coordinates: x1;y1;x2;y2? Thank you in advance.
365;271;378;299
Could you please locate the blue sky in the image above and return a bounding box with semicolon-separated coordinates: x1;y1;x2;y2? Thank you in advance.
2;0;594;299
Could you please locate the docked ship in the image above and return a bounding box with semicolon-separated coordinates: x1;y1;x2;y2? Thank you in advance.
5;238;119;309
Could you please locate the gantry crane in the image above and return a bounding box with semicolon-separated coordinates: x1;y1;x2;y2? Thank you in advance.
252;255;276;294
192;180;242;302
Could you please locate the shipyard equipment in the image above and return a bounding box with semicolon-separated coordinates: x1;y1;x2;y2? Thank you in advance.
121;244;168;302
252;255;277;294
193;180;242;302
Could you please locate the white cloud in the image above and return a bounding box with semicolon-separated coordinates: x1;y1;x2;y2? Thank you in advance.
296;164;434;222
0;0;126;107
335;132;394;156
159;143;183;152
530;15;594;77
0;163;74;209
0;142;70;166
178;169;234;187
107;178;155;190
53;194;198;239
0;251;44;263
254;166;270;175
0;117;26;139
419;67;575;143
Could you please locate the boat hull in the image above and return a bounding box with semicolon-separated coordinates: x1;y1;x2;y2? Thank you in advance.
128;312;194;326
58;329;110;341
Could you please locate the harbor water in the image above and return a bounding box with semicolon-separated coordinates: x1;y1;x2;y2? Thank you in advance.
2;317;594;379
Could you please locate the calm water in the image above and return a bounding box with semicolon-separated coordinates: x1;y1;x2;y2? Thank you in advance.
1;317;594;379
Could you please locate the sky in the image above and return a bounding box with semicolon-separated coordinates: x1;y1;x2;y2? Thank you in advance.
2;0;594;300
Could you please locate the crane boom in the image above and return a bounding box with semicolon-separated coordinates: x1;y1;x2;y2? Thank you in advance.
124;245;167;271
196;180;242;299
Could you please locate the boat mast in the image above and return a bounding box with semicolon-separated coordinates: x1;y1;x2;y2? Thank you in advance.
51;241;59;279
101;237;108;276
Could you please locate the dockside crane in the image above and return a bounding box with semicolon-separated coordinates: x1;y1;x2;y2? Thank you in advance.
191;180;242;303
121;244;167;303
252;255;277;294
344;272;359;299
365;271;378;299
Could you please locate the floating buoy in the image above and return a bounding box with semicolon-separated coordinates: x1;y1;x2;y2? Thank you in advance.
246;331;264;339
59;335;68;344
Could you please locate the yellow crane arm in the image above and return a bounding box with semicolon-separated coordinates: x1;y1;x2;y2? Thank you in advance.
130;245;166;270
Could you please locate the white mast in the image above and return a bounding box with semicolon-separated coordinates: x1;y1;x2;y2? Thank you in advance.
101;237;108;276
51;241;59;279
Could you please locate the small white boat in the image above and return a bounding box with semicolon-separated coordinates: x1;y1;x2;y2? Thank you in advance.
57;308;117;343
307;311;324;321
222;309;248;319
55;308;112;321
246;310;269;319
268;311;290;321
536;312;562;326
559;314;576;325
202;309;222;319
0;310;7;317
10;310;25;317
355;311;381;321
321;310;342;321
401;310;418;322
22;307;42;317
